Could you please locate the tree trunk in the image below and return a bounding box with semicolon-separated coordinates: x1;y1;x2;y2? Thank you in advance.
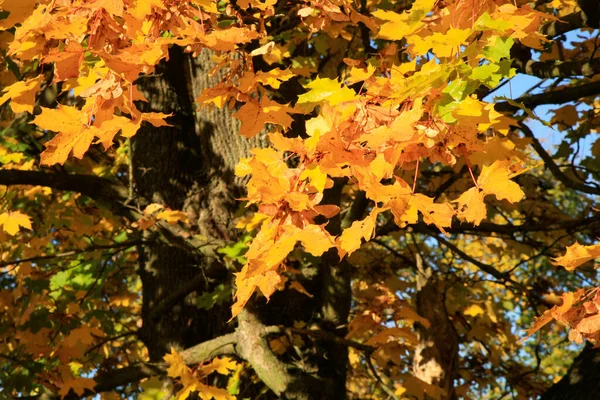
413;256;459;400
131;45;351;399
540;344;600;400
133;45;257;360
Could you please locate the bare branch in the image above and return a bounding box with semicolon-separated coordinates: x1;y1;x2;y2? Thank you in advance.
0;241;141;268
495;81;600;113
515;57;600;79
0;169;226;259
519;122;600;196
540;11;587;38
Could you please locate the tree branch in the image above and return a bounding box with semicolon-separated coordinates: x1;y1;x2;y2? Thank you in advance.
495;81;600;113
0;169;226;259
0;169;131;212
427;231;512;283
515;57;600;79
540;11;587;38
0;241;141;268
519;122;600;196
148;259;227;322
376;213;600;239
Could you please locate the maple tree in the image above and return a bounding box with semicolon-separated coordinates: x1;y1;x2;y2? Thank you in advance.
1;0;600;398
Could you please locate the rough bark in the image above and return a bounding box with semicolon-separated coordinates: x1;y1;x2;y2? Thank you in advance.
133;45;255;360
540;345;600;400
131;44;353;399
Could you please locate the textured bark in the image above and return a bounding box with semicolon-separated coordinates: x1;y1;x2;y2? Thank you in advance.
133;46;256;360
413;257;459;400
129;44;352;399
540;345;600;400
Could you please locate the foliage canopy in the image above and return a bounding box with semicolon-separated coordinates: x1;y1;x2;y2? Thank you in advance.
0;0;600;399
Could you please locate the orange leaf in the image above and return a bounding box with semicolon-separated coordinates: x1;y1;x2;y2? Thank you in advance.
234;97;294;138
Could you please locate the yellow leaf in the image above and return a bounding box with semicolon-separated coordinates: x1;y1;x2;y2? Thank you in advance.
0;75;42;114
0;211;32;235
305;114;331;151
455;187;487;226
552;242;600;271
346;63;376;84
299;224;335;256
156;210;189;224
129;0;166;20
464;304;485;317
374;0;435;40
32;106;94;165
250;41;275;56
190;0;218;13
299;163;327;193
338;209;379;256
200;357;238;375
297;78;357;106
234;98;294;138
235;213;269;231
163;347;188;379
197;382;235;400
477;160;524;203
394;384;407;396
143;203;164;215
409;194;454;233
0;0;40;29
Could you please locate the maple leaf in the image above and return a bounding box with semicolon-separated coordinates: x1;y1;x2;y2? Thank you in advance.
82;0;125;16
197;383;235;400
234;97;294;138
156;209;189;225
128;0;166;20
455;188;487;225
44;42;85;81
477;160;525;203
299;163;328;193
338;209;380;256
346;62;376;84
0;211;32;235
201;27;261;52
0;0;40;29
58;376;96;397
200;357;238;375
456;160;524;226
373;0;435;40
552;242;600;271
164;347;188;379
0;75;42;113
297;78;357;106
522;290;585;341
32;106;94;165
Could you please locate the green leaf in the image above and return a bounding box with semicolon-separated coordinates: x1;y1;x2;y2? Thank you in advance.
482;37;514;63
195;284;231;310
470;63;500;81
443;79;468;101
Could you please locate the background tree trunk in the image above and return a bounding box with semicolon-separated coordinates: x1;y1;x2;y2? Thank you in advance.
413;256;459;400
540;345;600;400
